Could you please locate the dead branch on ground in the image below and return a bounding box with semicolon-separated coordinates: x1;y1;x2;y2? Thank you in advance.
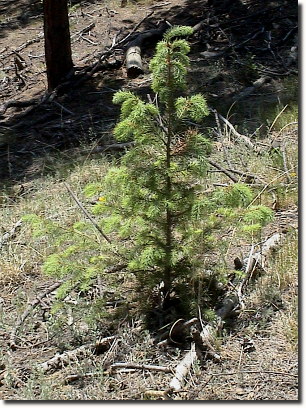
208;159;239;183
71;23;95;41
64;371;98;384
224;167;263;183
222;232;283;317
0;99;43;116
169;342;198;392
190;326;221;362
213;110;260;153
1;34;44;61
233;76;271;102
39;336;116;373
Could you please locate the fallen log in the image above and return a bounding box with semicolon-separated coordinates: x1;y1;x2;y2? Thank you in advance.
126;46;143;78
125;22;168;78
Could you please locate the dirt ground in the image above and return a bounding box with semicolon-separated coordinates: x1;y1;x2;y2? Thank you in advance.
0;0;298;184
0;0;298;401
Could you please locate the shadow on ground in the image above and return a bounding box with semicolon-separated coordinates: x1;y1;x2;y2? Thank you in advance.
0;0;298;188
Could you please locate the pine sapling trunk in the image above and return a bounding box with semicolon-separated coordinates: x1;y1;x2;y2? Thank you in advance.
163;43;175;298
164;140;172;298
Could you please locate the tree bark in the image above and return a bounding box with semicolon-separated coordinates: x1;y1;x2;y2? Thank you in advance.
43;0;73;91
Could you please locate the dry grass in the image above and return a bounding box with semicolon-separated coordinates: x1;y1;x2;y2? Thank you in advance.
0;129;298;400
0;0;298;400
0;153;112;287
261;230;298;351
0;17;299;403
0;117;298;401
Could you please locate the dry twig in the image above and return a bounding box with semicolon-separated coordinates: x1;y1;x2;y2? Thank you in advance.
64;182;112;244
71;23;95;40
111;362;172;373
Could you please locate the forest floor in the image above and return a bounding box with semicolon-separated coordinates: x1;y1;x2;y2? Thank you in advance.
0;0;298;401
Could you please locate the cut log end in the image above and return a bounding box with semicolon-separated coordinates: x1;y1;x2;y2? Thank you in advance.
126;46;144;78
127;66;144;79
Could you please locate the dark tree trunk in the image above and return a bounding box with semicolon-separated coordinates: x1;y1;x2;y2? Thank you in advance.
43;0;73;91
